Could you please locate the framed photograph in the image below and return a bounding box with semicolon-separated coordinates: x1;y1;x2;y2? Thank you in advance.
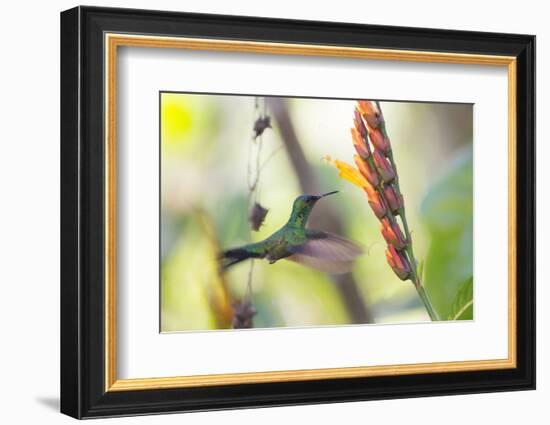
60;6;535;419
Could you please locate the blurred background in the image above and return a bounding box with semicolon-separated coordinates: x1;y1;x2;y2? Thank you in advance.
160;93;473;332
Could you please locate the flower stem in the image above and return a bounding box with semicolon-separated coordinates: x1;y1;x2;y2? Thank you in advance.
387;151;440;321
414;283;440;321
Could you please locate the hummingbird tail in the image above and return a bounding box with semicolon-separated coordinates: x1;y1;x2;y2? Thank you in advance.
220;246;264;271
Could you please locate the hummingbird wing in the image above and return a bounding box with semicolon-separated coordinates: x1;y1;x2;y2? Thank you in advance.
286;230;363;274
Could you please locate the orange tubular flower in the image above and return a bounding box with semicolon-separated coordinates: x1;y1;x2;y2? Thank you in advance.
353;109;368;136
324;156;368;189
368;128;391;154
380;217;407;250
383;184;404;213
385;244;411;280
354;154;379;187
362;182;388;219
351;128;371;159
357;100;382;129
367;192;388;219
373;150;396;183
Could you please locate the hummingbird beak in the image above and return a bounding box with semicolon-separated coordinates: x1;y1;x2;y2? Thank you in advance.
318;190;339;198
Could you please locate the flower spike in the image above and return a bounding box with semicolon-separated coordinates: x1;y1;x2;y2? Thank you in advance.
325;99;440;321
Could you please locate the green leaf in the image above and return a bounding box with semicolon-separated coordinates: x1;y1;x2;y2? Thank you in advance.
420;147;473;319
448;277;473;320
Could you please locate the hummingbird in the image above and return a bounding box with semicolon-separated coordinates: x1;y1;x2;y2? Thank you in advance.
221;191;362;274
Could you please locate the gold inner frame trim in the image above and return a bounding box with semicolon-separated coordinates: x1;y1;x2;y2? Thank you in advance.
104;33;518;392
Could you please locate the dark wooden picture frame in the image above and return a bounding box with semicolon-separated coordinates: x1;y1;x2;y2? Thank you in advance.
61;5;535;419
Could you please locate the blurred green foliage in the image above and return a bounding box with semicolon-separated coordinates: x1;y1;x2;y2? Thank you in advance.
448;277;474;320
420;148;473;320
162;212;234;331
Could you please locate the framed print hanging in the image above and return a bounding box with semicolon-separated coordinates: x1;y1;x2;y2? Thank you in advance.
60;5;535;419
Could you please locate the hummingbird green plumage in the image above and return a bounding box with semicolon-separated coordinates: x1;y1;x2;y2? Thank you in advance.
221;191;363;274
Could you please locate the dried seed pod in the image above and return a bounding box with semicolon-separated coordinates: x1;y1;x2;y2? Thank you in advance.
249;202;269;231
232;299;257;329
253;115;271;140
